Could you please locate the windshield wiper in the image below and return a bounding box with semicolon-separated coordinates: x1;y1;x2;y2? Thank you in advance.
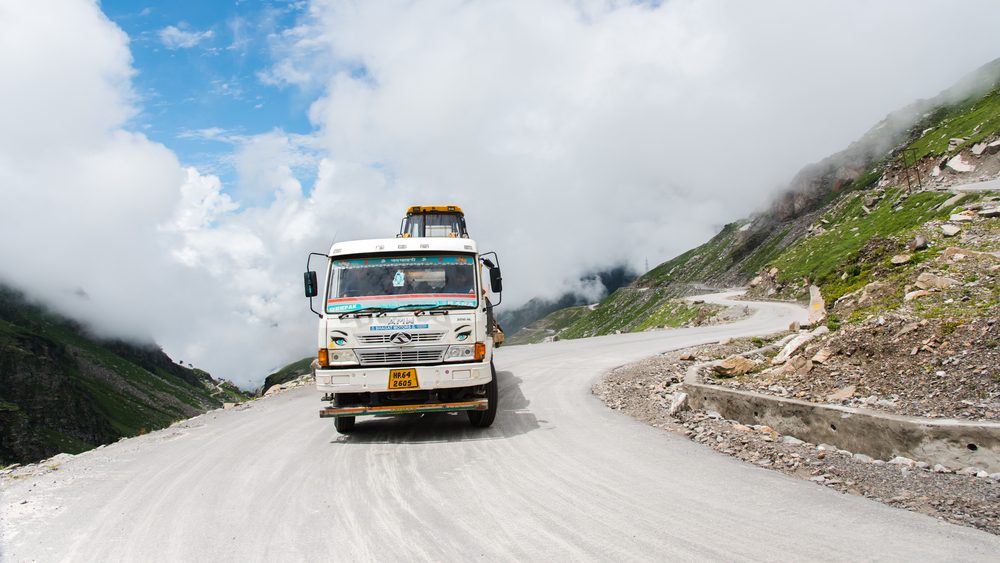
393;303;440;315
337;306;394;318
395;303;475;315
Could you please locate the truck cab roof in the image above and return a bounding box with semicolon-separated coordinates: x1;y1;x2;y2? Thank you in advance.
328;237;479;257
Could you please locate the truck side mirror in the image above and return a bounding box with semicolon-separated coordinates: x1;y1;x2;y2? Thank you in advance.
489;267;502;293
304;271;318;298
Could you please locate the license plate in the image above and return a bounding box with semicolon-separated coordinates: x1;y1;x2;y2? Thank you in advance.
388;368;419;390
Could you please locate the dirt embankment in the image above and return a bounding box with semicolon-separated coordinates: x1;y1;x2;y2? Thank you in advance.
706;312;999;421
593;338;1000;536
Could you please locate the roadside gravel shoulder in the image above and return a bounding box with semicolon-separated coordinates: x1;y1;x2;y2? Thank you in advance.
593;337;1000;535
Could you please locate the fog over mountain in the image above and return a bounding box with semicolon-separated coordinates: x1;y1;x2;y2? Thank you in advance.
2;0;1000;387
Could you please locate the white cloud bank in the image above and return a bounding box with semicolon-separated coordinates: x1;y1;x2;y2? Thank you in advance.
272;0;1000;302
3;0;1000;388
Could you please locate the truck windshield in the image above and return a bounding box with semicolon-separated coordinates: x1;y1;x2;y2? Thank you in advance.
326;254;478;314
401;213;466;238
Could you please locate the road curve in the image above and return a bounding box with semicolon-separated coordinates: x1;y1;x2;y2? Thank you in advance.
3;292;999;562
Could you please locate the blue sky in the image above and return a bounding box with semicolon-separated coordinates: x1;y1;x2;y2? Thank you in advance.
102;0;313;186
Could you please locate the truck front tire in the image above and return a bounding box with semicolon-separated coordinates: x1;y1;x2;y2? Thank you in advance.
467;363;498;428
334;416;356;433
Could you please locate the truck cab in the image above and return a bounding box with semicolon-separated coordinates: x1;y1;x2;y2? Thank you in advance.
398;205;469;238
304;236;503;433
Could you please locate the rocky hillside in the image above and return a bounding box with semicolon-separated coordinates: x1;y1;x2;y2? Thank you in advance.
512;57;1000;343
259;356;314;396
0;286;248;466
497;266;635;336
735;196;999;416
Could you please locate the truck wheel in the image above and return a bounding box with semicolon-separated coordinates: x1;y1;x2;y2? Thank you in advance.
468;363;498;428
334;416;356;433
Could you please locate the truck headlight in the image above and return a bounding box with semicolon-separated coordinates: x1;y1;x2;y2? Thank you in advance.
445;344;475;362
327;349;359;366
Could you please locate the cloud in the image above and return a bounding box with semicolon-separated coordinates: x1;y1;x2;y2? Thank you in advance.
5;0;1000;391
0;0;311;388
159;24;214;49
276;0;1000;306
177;126;230;141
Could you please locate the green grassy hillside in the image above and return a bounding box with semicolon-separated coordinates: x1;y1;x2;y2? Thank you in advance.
0;287;248;466
261;356;314;395
768;189;969;301
761;188;999;323
524;287;725;341
505;305;590;345
904;86;1000;162
638;221;793;289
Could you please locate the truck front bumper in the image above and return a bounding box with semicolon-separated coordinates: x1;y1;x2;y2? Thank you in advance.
319;399;487;418
315;361;491;393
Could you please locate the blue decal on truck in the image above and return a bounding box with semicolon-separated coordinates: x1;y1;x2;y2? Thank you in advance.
370;324;430;331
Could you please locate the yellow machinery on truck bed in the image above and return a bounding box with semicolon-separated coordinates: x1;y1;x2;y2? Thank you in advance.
398;205;469;238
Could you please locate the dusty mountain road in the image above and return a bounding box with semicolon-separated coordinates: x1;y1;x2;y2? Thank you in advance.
3;292;999;561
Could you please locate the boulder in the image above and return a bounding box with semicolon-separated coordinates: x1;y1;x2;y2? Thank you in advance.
936;193;965;211
773;333;815;364
811;348;834;364
775;355;812;376
807;285;826;325
980;207;1000;218
712;355;758;377
915;272;958;290
889;456;917;467
907;235;928;251
827;385;856;402
945;154;975;173
668;392;689;415
890;254;911;266
972;142;988;156
940;224;961;237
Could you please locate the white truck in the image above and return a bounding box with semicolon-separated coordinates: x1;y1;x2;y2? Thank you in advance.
303;235;503;433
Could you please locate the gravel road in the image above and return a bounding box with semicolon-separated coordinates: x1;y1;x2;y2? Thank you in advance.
3;292;999;561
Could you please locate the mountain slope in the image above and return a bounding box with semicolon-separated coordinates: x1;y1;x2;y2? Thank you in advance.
498;266;635;337
524;58;1000;340
260;356;314;395
0;286;248;466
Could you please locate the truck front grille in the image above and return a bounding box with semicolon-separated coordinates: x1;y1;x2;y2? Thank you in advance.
357;332;445;345
357;347;447;366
